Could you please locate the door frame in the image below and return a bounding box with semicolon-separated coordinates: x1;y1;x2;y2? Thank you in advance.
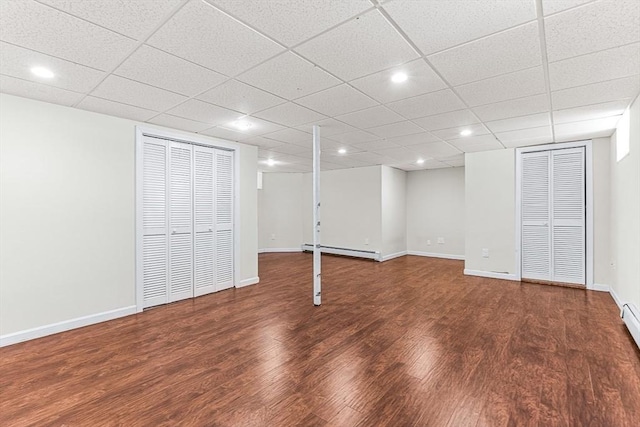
515;139;594;289
135;125;241;313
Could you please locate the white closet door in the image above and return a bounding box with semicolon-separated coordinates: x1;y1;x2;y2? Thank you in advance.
215;149;234;291
142;136;169;308
169;142;193;302
551;148;585;284
193;146;216;297
521;151;551;281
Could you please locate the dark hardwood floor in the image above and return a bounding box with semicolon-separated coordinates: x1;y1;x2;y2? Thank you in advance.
1;253;639;426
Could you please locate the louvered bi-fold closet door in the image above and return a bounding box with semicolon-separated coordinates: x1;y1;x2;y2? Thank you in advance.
215;150;234;291
169;141;194;302
142;136;169;308
551;148;585;285
521;151;552;281
193;146;216;297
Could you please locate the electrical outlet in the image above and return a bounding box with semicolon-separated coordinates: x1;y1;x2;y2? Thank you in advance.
437;237;445;244
364;238;369;245
427;239;431;246
270;234;276;240
482;248;489;258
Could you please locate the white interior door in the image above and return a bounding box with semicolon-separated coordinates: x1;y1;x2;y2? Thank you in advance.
141;136;169;308
193;145;216;297
169;141;193;302
521;147;585;285
215;149;234;291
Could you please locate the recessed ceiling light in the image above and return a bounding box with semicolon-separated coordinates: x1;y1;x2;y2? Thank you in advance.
338;148;347;154
266;159;275;166
416;158;425;165
391;72;408;83
30;66;54;79
232;119;253;130
460;129;472;137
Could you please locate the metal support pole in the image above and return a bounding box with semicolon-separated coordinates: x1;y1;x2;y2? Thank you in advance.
312;125;321;306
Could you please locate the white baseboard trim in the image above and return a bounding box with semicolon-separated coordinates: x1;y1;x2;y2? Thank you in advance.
380;251;407;262
609;286;623;311
407;251;465;261
237;276;260;288
258;248;302;254
588;283;610;292
463;269;519;281
0;305;137;347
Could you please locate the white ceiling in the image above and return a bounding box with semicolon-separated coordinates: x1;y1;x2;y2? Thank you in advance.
1;0;638;173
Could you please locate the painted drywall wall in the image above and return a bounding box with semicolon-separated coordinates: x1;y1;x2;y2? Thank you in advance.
381;166;407;258
258;173;303;250
592;137;611;286
406;167;465;258
0;94;258;337
610;95;640;310
302;166;382;253
465;149;516;275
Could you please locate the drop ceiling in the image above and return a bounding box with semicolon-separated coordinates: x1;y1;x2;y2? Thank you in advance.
1;0;638;172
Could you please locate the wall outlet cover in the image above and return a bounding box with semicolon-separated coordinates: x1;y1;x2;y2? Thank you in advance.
482;248;489;258
437;237;445;244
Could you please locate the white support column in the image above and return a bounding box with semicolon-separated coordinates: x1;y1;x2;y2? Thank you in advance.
312;125;321;306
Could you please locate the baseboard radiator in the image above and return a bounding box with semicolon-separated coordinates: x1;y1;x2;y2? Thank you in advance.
621;303;640;349
301;244;381;261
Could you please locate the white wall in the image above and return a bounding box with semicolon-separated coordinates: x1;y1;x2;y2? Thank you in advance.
592;137;611;286
610;95;640;310
381;166;407;258
465;148;516;275
406;167;465;258
0;94;258;338
258;173;303;250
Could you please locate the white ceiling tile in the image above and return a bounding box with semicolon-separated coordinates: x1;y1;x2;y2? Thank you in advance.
428;22;541;86
349;59;447;104
455;67;546;107
0;74;82;106
0;42;104;92
326;156;371;168
237;52;340;100
147;114;212;133
441;154;465;167
270;143;312;156
197;79;285;114
421;159;451;169
412;109;479;131
261;128;312;145
406;141;462;158
91;75;186;111
0;0;136;70
447;134;503;152
295;10;419;81
238;135;284;148
76;96;156;121
115;45;227;97
554;115;621;141
295;84;377;116
472;94;550;121
549;43;640;91
495;126;553;148
366;120;425;139
485;113;551;133
338;151;389;164
208;0;372;47
553;99;631;124
295;118;358;137
551;76;640;110
218;116;285;136
542;0;594;16
336;105;404;128
352;139;402;151
38;0;181;40
147;0;284;76
325;130;379;144
254;102;327;127
166;99;242;125
545;0;640;62
320;161;346;171
432;123;490;141
386;89;466;119
200;126;254;142
373;147;423;163
383;0;536;55
385;132;441;146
